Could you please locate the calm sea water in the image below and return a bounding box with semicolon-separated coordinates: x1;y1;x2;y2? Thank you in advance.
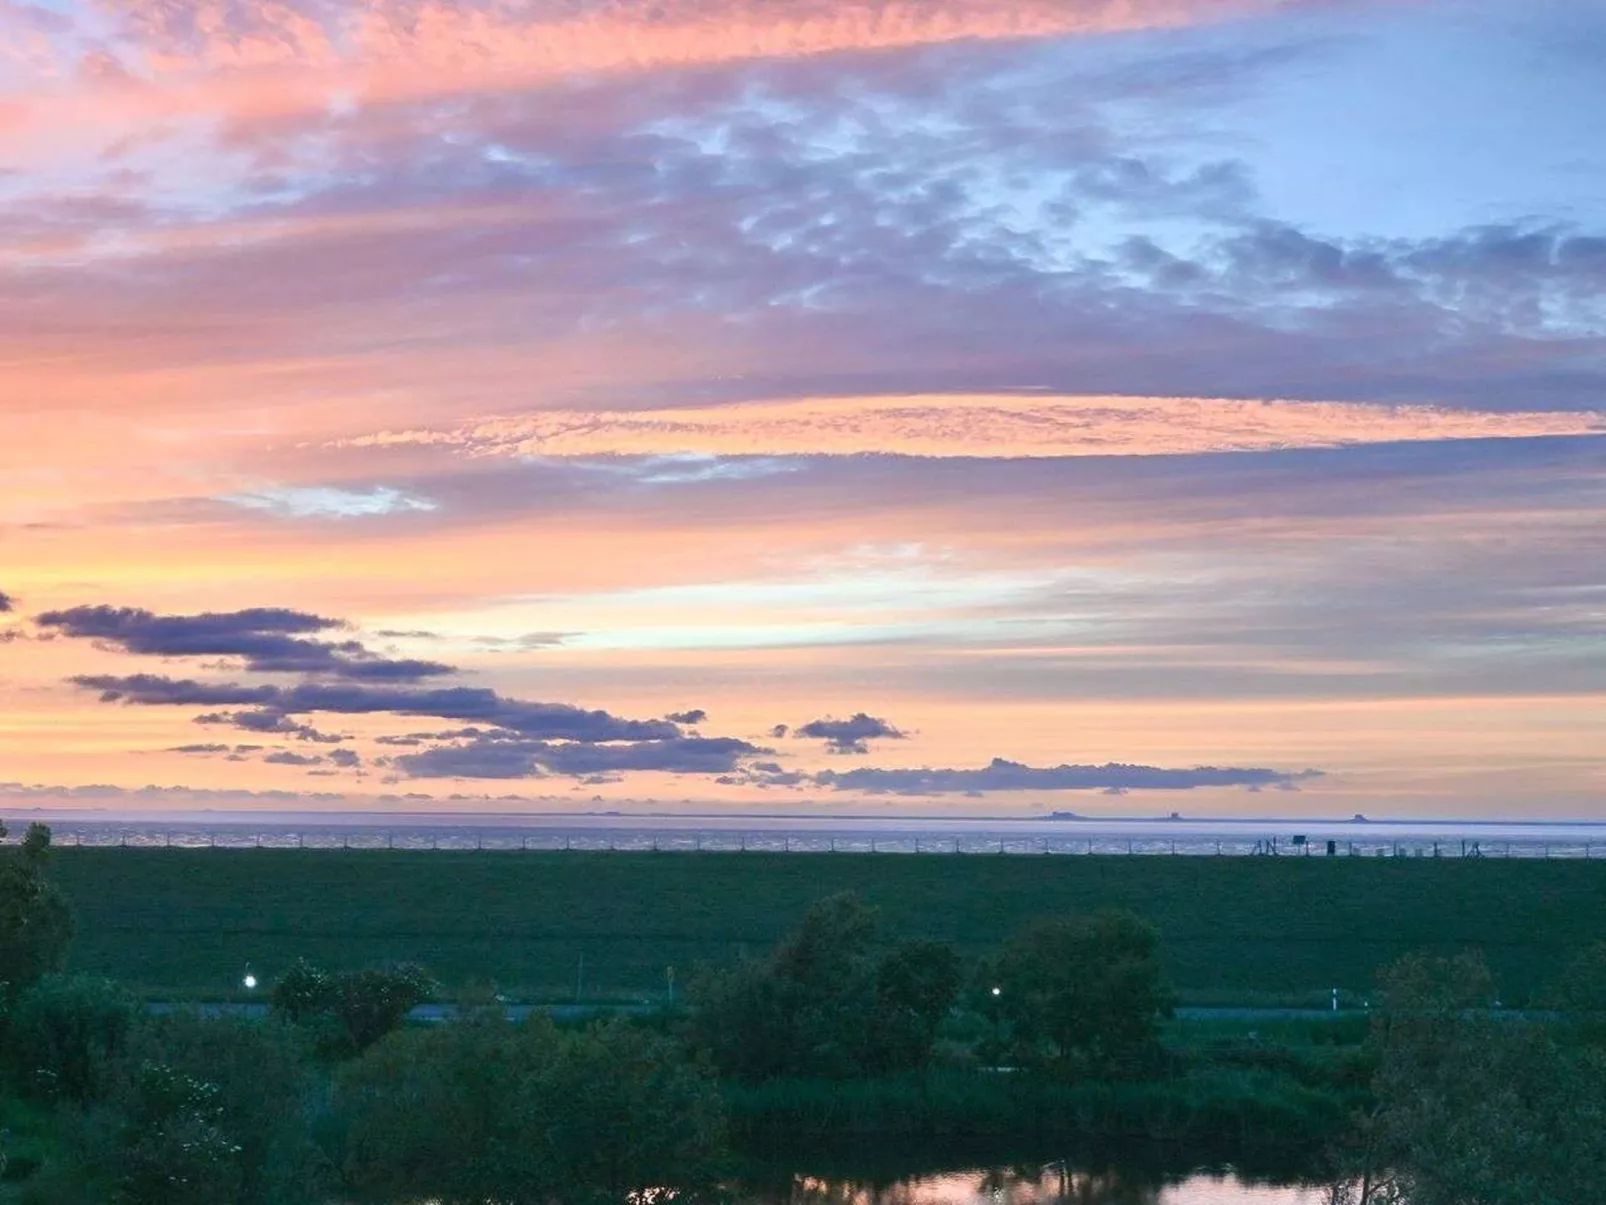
6;809;1602;859
735;1167;1325;1203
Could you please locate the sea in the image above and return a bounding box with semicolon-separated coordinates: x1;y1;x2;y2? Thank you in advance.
3;809;1602;858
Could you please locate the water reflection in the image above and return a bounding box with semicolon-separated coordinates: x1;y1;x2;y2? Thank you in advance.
738;1166;1325;1205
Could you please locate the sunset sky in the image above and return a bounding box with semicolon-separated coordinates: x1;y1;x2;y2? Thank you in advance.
2;0;1603;818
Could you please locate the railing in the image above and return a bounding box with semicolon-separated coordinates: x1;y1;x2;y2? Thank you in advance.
8;828;1600;858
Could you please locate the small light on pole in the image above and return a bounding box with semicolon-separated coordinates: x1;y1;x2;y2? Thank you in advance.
990;986;1001;998
243;964;258;992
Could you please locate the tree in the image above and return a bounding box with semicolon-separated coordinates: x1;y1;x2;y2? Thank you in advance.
1331;950;1606;1205
1545;939;1606;1045
992;909;1170;1075
7;974;138;1103
268;959;332;1025
869;939;963;1073
689;892;962;1079
269;960;434;1056
330;965;435;1053
0;822;74;999
337;1015;727;1204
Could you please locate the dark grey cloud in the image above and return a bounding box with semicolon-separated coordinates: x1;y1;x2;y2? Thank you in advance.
390;741;549;780
0;591;13;613
38;605;452;682
264;751;324;767
794;712;907;754
328;748;363;769
815;758;1323;795
392;734;765;780
666;709;707;725
74;675;681;742
168;743;231;755
722;761;812;788
194;709;348;744
78;675;279;707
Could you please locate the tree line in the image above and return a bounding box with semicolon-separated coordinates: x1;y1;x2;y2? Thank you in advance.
0;824;1603;1203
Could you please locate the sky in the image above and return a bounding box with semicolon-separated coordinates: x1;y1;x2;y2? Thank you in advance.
1;0;1603;819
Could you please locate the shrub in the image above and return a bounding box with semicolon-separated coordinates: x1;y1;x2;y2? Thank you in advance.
337;1015;728;1204
270;960;434;1057
6;975;138;1103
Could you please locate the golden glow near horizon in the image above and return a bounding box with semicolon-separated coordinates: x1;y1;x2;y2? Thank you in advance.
2;0;1603;819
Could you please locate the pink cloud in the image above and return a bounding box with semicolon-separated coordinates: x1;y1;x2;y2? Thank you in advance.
341;394;1606;460
3;0;1356;153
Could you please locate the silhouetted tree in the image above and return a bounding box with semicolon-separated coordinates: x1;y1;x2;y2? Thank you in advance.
0;821;74;999
992;909;1170;1075
869;939;963;1073
1331;950;1606;1205
690;892;962;1078
338;1015;726;1204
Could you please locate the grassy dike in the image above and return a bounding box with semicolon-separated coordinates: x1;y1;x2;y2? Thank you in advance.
46;848;1606;1002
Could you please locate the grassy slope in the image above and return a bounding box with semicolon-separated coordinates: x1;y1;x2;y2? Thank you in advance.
47;849;1605;1001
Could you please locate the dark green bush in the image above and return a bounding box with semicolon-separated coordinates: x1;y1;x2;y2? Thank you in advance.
6;975;138;1103
270;960;434;1057
337;1015;728;1204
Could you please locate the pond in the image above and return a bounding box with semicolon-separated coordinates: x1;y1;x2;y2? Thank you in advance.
734;1165;1327;1203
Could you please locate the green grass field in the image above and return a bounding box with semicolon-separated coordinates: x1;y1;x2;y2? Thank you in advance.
46;849;1606;1003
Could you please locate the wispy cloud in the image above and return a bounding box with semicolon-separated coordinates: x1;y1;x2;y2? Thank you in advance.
223;485;439;520
342;395;1606;461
